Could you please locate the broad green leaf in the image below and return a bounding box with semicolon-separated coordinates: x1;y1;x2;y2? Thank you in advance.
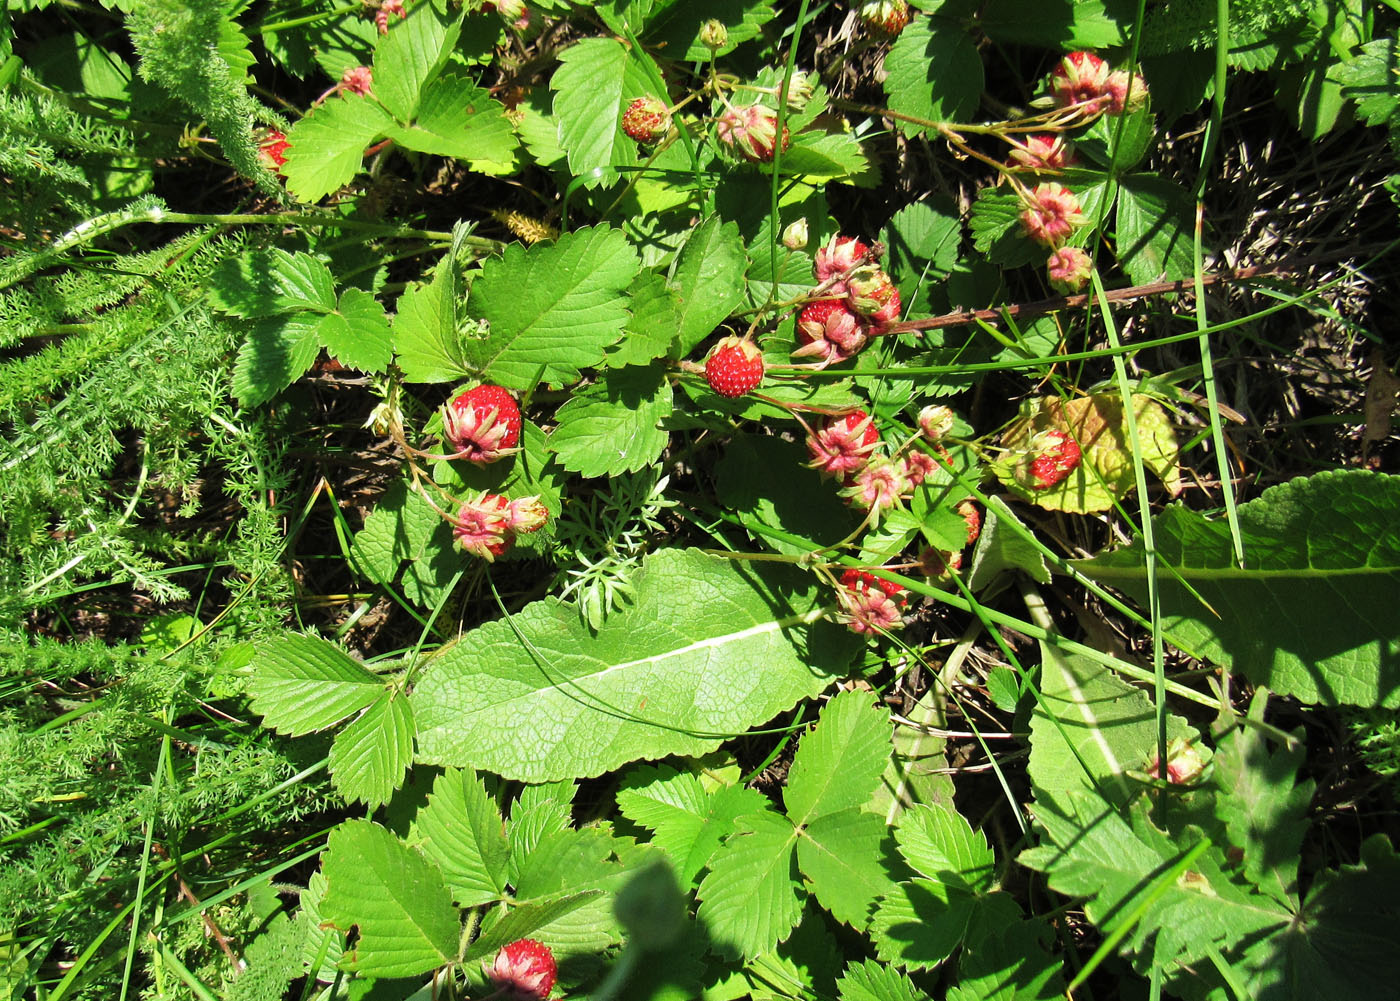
282;95;391;202
778;133;873;184
211;249;337;317
868;877;975;971
393;256;471;383
955;908;1066;1001
784;690;891;824
1115;174;1196;285
991;392;1181;513
976;0;1127;48
837;959;928;1001
968;189;1042;269
696;809;803;959
1020;794;1290;972
1334;39;1400;129
386;72;518;173
635;0;776;60
328;690;414;808
1078;106;1155;173
414;767;510;907
797;809;902;928
298;871;344;982
966;496;1051;591
372;0;462;121
607;272;684;367
883;18;983;136
320;820;458;978
1028;645;1196;813
316;287;393;373
667;217;749;355
350;479;459;608
411;549;855;780
615;764;768;887
549;365;673;477
232;315;322;407
549;38;652;187
465;225;640;389
885;198;962;283
1217;835;1400;1001
715;434;861;557
895;803;995;894
1077;470;1400;707
1211;720;1311;905
872;684;955;825
247;633;384;736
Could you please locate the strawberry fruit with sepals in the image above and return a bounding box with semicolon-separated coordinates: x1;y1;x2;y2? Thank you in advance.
704;336;764;397
1016;428;1082;489
442;384;522;463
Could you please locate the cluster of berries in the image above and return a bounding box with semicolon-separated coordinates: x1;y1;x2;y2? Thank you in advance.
795;235;901;366
437;385;550;559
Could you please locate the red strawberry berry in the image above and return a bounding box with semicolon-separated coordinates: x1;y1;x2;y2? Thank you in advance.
957;499;981;545
443;384;522;463
1050;50;1111;109
806;409;880;479
704;336;764;397
839;567;905;601
621;95;671;145
813;235;871;282
259;130;291;173
794;298;868;365
1017;429;1082;489
859;0;911;37
451;494;514;560
488;939;557;1000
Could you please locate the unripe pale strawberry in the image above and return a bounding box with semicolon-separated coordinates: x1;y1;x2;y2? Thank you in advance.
901;449;938;486
1020;182;1087;248
1050;50;1111;108
451;494;514;560
840;455;910;516
846;265;898;317
376;0;406;33
813;235;871;282
443;384;523;463
807;409;880;479
957;499;981;545
621;95;671;145
488;939;557;1000
505;496;549;534
1047;246;1093;293
700;19;728;50
339;65;373;96
859;0;911;37
917;404;954;442
1008;133;1076;170
1105;69;1149;114
704;336;764;397
781;218;809;250
715;104;791;163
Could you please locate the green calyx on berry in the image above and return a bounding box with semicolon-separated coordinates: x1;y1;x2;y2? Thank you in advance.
703;336;764;397
621;95;671;145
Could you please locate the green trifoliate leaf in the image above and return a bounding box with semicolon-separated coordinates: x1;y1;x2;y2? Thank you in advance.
1078;470;1400;707
1116;174;1196;285
615;764;768;887
868;876;975;971
837;958;929;1001
464;225;640;389
412;548;855;780
885;198;962;283
697;808;803;959
392;254;471;383
232;315;322;407
779;133;875;185
607;271;684;367
413;767;511;907
247;633;384;736
350;479;458;608
1334;39;1400;129
315;287;392;373
328;689;413;809
549;365;673;477
797;809;902;929
954;908;1066;1001
784;690;892;824
549;37;653;187
211;250;337;317
385;73;518;173
715;434;861;557
883;17;983;136
371;0;462;121
895;803;995;894
282;95;391;202
320;820;458;978
668;217;749;355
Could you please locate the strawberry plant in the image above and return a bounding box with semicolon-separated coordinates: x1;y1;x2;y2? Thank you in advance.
3;0;1400;999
